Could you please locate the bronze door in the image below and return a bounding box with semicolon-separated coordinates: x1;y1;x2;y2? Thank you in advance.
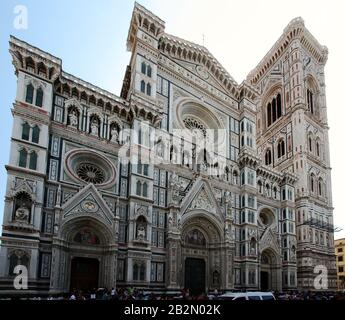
185;258;206;295
260;271;269;291
70;257;99;291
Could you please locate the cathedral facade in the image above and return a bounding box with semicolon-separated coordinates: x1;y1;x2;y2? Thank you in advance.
0;3;337;295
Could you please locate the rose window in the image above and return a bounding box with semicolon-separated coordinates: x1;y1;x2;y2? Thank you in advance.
183;116;207;137
64;149;117;188
76;163;105;184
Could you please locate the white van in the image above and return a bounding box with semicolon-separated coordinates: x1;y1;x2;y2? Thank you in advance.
218;291;275;301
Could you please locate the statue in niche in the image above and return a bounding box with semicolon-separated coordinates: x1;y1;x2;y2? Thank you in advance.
110;125;119;143
290;246;296;260
250;241;256;255
153;117;161;128
13;192;32;223
168;212;173;227
68;109;78;128
32;180;37;194
135;215;147;241
90;118;99;136
136;223;146;240
156;141;164;158
169;171;179;187
15;206;29;222
225;225;231;241
224;191;231;203
224;191;232;217
213;270;220;285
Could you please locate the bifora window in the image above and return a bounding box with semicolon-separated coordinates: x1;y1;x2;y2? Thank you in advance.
76;163;105;184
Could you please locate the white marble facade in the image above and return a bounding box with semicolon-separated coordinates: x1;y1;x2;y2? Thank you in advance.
0;4;337;295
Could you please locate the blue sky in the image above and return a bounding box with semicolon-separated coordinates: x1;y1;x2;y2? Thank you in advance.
0;0;148;231
1;0;345;238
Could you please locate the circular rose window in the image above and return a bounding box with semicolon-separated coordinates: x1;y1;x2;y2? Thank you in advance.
65;149;116;188
76;163;105;184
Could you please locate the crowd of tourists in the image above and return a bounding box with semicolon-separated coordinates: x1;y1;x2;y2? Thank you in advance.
60;288;345;300
3;287;345;300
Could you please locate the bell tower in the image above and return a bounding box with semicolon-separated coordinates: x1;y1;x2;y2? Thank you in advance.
123;2;165;103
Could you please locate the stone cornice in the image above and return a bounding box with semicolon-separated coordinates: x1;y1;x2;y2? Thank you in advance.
282;171;298;185
238;81;260;102
5;165;46;179
238;148;261;169
129;94;163;126
10;35;61;66
257;165;283;183
159;33;239;99
9;35;61;81
50;122;122;156
12;101;51;124
60;71;127;106
134;2;165;27
157;61;239;113
127;2;165;51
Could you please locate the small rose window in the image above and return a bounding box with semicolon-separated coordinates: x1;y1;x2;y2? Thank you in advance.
76;163;105;184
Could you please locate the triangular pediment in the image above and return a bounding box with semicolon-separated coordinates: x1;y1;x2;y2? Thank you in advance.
159;33;239;99
11;178;37;200
180;177;224;220
64;97;82;112
61;184;115;226
167;55;237;98
259;227;280;254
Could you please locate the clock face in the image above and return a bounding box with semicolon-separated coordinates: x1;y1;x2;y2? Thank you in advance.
81;200;98;213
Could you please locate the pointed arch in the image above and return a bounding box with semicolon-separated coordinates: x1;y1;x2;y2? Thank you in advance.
32;125;40;143
19;148;28;167
25;83;34;104
22;122;30;141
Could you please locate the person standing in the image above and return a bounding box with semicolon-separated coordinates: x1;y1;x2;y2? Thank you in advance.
90;288;96;300
69;292;76;300
111;287;117;300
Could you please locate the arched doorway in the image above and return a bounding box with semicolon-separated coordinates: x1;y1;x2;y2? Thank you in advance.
183;228;207;295
260;251;271;291
260;248;280;291
50;217;116;294
181;214;224;295
69;228;101;291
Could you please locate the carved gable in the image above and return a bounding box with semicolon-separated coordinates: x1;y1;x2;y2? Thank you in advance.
181;177;223;220
61;184;115;226
11;178;37;200
169;56;235;97
190;188;215;214
259;227;280;254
